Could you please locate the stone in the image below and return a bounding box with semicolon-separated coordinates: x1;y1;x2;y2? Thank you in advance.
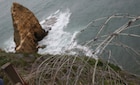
11;2;48;53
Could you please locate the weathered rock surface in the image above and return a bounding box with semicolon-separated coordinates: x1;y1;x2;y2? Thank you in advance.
11;2;48;53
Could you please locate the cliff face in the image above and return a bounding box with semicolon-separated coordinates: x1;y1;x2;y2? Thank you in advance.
11;2;48;53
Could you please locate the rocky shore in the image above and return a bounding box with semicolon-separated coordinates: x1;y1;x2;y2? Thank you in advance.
0;2;140;85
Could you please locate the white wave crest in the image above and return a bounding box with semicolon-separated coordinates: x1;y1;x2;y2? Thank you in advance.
4;37;15;53
3;9;95;58
38;9;72;54
38;9;95;58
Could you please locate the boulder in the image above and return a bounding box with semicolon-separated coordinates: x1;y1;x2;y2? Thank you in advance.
11;2;48;53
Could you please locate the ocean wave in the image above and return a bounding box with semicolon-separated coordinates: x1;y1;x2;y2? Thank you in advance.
3;9;94;58
4;37;15;53
38;9;72;54
38;9;94;57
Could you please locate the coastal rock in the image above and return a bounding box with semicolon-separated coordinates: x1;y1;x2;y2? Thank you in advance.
11;2;48;53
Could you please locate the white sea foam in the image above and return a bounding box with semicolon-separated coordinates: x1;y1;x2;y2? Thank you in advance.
4;37;15;53
65;41;94;57
38;9;94;57
4;9;95;58
38;9;72;54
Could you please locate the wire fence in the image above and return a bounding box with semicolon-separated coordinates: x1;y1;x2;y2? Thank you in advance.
27;14;140;85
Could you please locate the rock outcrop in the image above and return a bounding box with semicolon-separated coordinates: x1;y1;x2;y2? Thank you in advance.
11;2;48;53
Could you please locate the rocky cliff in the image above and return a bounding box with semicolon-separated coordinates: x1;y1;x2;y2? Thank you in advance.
11;2;48;53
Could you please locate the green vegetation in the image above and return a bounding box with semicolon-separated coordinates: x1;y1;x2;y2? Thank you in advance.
0;50;40;85
0;50;140;85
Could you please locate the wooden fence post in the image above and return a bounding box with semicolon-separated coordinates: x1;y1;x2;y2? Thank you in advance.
1;62;28;85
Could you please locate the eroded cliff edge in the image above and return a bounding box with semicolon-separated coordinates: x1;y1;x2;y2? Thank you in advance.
11;2;48;53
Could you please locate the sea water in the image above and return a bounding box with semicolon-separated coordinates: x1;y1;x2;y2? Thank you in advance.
0;0;140;75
